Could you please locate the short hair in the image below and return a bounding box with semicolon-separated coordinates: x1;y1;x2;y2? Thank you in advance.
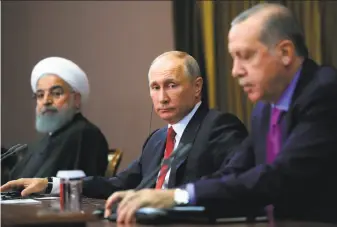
231;3;308;58
148;51;201;80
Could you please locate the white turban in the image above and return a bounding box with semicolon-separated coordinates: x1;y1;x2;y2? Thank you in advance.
31;57;90;104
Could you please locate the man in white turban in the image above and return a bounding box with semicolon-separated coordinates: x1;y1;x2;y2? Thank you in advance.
8;57;109;181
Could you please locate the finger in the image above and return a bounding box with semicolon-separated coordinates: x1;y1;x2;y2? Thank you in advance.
123;192;151;223
116;201;130;223
21;179;49;196
116;192;137;223
0;182;14;192
117;192;144;223
117;192;136;214
124;203;139;224
21;184;38;196
104;192;125;218
0;179;22;192
118;190;138;212
104;194;118;217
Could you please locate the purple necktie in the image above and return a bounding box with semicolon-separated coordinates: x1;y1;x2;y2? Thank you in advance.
266;107;283;225
267;107;283;164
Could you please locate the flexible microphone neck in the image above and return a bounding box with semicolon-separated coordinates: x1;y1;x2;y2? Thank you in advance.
0;144;28;162
135;143;192;190
1;144;22;156
97;143;192;219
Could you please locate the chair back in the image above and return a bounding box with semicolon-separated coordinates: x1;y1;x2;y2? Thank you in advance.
105;148;123;177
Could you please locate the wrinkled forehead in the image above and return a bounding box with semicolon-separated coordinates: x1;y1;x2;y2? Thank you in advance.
228;15;266;51
36;74;71;91
229;28;260;50
149;57;185;81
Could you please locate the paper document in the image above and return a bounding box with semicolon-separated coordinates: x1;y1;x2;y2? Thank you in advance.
0;199;41;204
33;196;59;200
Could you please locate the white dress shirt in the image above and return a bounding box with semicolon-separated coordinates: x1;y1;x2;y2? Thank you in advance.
49;101;202;194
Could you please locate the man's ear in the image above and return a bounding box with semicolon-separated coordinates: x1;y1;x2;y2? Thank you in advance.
74;93;82;109
277;40;295;67
194;77;203;97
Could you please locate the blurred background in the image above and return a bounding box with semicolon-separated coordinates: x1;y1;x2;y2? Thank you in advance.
2;0;337;173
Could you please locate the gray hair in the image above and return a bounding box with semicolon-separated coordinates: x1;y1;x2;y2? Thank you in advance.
148;51;201;80
35;97;77;133
231;3;308;58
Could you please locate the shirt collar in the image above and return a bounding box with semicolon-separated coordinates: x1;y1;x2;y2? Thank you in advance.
168;101;202;140
273;68;302;111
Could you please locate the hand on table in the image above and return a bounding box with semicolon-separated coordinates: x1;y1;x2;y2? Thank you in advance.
105;189;175;223
0;178;48;196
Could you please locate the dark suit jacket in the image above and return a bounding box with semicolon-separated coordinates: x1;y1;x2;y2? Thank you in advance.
83;103;248;199
9;113;109;179
192;59;337;223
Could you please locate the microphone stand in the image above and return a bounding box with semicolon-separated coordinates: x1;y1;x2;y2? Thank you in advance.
1;144;27;162
135;143;192;190
1;144;22;158
93;143;192;219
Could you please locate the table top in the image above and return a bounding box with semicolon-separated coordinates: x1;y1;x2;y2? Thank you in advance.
1;197;336;227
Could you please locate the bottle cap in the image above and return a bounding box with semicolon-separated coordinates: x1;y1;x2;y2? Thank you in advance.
56;170;86;179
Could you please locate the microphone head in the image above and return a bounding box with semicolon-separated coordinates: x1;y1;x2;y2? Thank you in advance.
135;143;192;190
175;143;192;159
12;144;28;153
18;144;28;150
163;143;192;164
1;144;28;162
5;144;22;153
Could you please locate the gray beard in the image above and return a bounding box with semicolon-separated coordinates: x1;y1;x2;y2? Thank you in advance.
35;103;77;134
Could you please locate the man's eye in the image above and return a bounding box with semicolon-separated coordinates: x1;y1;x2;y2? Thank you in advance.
168;83;177;88
151;86;160;90
241;51;255;61
51;90;63;98
54;92;61;97
36;93;44;99
242;54;251;60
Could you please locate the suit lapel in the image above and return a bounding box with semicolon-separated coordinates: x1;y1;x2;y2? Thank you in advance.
285;58;319;135
256;102;271;164
280;111;289;145
139;128;167;188
257;102;297;164
168;104;208;187
259;59;319;160
254;59;319;165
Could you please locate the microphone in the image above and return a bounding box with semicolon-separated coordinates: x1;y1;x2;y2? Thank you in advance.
93;143;192;219
104;143;192;221
0;144;28;162
136;143;192;190
1;144;22;157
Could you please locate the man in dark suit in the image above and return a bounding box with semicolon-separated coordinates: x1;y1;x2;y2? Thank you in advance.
1;51;248;199
104;3;337;224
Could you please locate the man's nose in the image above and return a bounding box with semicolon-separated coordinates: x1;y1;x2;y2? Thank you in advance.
42;94;53;106
159;89;169;104
232;59;245;78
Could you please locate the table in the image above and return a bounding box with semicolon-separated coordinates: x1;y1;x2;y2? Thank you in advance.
1;197;336;227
